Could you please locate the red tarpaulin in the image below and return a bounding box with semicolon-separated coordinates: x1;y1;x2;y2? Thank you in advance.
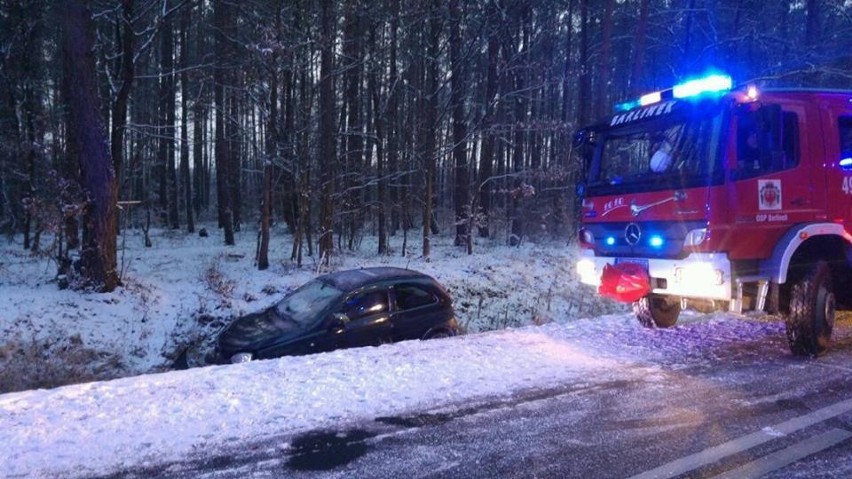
598;262;651;303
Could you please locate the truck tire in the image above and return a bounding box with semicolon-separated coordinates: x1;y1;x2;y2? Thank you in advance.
785;261;835;356
633;294;681;328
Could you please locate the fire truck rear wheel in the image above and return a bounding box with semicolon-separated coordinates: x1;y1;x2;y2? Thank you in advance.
633;294;681;328
786;261;835;356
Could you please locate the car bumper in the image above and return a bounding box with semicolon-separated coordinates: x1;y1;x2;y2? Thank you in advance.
576;250;733;301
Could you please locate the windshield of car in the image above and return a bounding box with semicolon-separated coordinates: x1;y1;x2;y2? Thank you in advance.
274;279;345;328
585;104;723;194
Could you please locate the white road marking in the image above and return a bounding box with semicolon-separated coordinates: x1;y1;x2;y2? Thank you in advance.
629;397;852;479
711;428;852;479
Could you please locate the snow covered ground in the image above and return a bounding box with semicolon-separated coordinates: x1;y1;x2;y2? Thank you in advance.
2;308;792;478
0;224;625;392
0;225;826;478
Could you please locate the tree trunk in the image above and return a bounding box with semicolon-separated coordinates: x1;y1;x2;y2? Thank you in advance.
192;3;207;218
214;0;234;245
449;0;469;248
318;0;336;265
630;0;649;95
110;0;134;187
61;0;119;291
228;94;241;232
681;0;697;68
157;10;175;227
509;9;528;246
422;0;442;259
388;0;400;236
596;0;613;120
805;0;820;50
478;11;499;239
342;0;364;251
180;7;194;233
368;22;388;255
258;160;271;270
577;0;591;127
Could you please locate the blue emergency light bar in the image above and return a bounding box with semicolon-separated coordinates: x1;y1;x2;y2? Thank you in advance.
615;73;733;112
672;74;732;99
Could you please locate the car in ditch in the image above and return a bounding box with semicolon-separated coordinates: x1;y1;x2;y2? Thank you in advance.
208;267;459;364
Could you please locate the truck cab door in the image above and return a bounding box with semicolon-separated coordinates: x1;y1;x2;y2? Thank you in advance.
725;102;826;260
820;104;852;233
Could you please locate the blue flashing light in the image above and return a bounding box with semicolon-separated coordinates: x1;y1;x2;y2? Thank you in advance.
672;74;732;99
649;235;664;248
615;100;640;112
605;236;616;246
639;91;662;106
840;157;852;169
613;72;733;113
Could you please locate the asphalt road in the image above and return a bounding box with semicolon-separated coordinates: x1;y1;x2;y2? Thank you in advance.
105;314;852;479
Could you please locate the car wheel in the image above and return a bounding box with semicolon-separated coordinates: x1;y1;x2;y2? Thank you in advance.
633;294;680;328
786;261;835;356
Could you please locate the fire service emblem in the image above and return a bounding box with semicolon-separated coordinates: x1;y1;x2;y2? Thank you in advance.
758;179;782;210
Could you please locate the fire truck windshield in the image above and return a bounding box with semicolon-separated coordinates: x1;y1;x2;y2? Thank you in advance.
584;104;724;195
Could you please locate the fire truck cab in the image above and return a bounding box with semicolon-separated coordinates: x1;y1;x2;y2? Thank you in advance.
574;74;852;356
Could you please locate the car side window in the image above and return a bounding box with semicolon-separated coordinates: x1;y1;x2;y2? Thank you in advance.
341;290;388;321
395;285;438;311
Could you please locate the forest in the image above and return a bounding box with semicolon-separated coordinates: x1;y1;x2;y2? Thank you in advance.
1;0;850;292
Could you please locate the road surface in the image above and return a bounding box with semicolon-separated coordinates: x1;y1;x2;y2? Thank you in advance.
103;313;852;479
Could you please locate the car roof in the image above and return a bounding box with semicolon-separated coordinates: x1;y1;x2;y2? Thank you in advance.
318;267;431;291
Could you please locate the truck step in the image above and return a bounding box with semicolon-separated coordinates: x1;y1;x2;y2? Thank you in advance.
731;275;770;314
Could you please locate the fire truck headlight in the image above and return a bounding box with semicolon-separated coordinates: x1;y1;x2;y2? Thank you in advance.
684;228;708;247
577;259;598;285
674;263;724;287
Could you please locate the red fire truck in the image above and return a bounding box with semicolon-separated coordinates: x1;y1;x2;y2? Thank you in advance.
574;73;852;356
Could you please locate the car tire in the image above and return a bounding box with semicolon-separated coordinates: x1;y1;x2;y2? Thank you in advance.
786;261;835;356
633;294;680;328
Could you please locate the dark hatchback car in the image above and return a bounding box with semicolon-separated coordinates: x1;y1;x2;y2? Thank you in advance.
209;267;458;364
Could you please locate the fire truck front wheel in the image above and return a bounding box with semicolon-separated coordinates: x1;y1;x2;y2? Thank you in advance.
786;261;835;356
633;294;681;328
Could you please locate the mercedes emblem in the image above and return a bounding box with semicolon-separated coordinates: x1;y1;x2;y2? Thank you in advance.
624;223;642;246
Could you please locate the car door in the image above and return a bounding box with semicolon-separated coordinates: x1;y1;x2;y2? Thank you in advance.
389;283;443;341
332;288;393;349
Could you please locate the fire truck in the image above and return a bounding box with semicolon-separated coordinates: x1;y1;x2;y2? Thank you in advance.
573;73;852;356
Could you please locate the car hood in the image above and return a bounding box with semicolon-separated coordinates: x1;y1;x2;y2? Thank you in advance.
218;308;304;353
